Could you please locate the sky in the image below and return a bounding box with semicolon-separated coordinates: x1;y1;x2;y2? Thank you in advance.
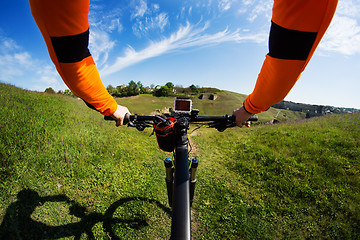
0;0;359;109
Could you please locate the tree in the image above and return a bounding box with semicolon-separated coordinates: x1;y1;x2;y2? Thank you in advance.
165;82;174;90
137;81;146;94
106;85;116;95
44;87;55;94
64;89;76;97
153;86;171;97
127;80;139;96
189;84;199;93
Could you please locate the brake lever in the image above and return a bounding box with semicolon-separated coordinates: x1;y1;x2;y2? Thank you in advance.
131;121;152;131
208;121;232;132
216;123;235;132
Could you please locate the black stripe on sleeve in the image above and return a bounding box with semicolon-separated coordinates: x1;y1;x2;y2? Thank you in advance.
51;29;91;63
268;21;317;60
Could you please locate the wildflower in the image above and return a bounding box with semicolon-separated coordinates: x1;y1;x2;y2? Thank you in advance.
80;143;83;147
68;160;73;163
16;132;20;136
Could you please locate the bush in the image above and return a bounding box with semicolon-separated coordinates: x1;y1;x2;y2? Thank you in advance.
153;86;171;97
44;87;55;94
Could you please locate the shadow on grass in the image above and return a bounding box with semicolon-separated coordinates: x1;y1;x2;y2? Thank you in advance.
0;189;171;240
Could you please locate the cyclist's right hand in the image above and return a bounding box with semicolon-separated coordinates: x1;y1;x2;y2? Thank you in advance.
232;106;253;128
109;105;131;127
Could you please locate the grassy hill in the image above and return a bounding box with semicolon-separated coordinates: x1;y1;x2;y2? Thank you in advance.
114;90;306;123
0;83;359;239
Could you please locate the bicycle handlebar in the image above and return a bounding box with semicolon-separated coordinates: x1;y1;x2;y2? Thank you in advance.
105;113;258;131
188;114;258;122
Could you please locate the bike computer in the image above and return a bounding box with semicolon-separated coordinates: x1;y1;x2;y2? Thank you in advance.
174;98;192;114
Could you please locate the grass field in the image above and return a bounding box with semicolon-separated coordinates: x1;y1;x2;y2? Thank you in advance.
115;90;306;123
0;83;359;239
191;114;360;239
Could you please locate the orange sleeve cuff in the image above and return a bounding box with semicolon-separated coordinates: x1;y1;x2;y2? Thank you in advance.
59;57;118;116
244;55;305;114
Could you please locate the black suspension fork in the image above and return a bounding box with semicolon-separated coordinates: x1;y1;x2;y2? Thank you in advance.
164;149;199;209
164;157;174;207
170;116;191;240
189;157;198;207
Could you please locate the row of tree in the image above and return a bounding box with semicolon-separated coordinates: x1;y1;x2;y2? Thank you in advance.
106;81;207;97
45;81;218;98
44;87;76;97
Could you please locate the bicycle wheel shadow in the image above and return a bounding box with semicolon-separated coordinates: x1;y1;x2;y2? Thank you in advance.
0;189;171;240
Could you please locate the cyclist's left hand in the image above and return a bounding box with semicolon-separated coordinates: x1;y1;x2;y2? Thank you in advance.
110;105;131;127
233;106;253;128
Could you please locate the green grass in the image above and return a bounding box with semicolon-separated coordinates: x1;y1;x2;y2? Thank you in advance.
191;113;360;239
0;83;172;239
1;83;359;239
114;91;306;123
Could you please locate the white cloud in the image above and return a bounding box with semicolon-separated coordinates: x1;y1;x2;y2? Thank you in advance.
152;3;160;12
34;65;64;90
154;13;169;31
0;48;34;80
131;1;169;37
100;22;267;76
132;13;170;37
319;0;360;55
89;3;123;34
320;15;360;55
108;18;123;33
0;35;64;91
131;0;148;19
0;38;20;53
218;0;232;11
89;29;115;66
336;0;360;17
247;0;272;22
88;3;119;66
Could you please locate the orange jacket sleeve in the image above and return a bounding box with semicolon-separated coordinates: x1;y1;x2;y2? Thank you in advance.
244;0;338;114
29;0;117;116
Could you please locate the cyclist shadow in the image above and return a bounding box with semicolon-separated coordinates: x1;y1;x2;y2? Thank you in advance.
0;189;171;240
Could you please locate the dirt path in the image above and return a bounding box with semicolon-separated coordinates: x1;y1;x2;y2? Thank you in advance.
188;130;200;237
188;130;199;155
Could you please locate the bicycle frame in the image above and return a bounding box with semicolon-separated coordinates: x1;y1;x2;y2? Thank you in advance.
105;110;258;239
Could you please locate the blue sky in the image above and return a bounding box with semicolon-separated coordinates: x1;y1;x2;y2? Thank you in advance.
1;0;359;109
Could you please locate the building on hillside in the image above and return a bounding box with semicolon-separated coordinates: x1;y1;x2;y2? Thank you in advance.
199;94;217;100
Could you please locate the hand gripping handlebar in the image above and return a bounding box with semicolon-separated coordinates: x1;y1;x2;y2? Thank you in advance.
105;113;258;131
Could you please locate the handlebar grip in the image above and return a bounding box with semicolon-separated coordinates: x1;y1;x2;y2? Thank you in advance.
247;115;258;122
123;113;130;125
103;113;131;125
104;115;115;121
